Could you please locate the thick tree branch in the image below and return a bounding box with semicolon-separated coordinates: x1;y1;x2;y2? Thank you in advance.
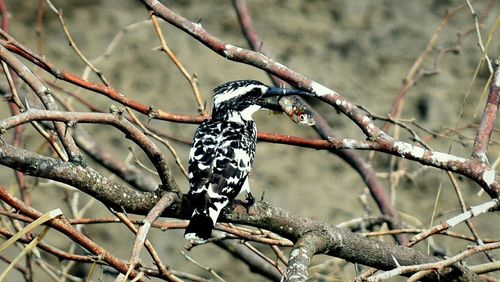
226;202;481;281
0;142;480;281
285;233;323;282
141;0;499;199
0;143;182;214
232;0;406;245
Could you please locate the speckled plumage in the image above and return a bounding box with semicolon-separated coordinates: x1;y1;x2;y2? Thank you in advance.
184;80;313;242
185;81;263;243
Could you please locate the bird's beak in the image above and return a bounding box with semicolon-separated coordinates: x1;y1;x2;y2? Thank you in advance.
262;87;315;98
257;87;314;110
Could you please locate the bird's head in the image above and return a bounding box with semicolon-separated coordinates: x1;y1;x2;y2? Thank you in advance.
211;80;313;121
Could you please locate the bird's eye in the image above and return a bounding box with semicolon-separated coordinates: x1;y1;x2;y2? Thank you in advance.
298;114;305;121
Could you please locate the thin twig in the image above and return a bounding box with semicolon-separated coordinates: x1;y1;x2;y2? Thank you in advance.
181;251;226;282
84;19;151;80
368;241;500;281
150;13;206;115
46;0;111;86
242;241;285;276
110;209;179;281
464;0;493;73
126;108;189;178
36;0;45;54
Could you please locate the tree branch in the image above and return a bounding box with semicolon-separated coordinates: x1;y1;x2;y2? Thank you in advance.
285;233;322;281
232;0;406;244
140;0;499;198
0;109;178;192
472;62;500;162
72;126;158;192
0;28;205;124
0;185;146;281
0;43;82;163
0;141;481;281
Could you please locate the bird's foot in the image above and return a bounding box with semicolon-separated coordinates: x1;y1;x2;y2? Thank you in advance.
244;192;255;213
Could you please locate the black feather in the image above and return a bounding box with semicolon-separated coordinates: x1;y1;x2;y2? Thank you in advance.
184;213;214;241
185;80;263;242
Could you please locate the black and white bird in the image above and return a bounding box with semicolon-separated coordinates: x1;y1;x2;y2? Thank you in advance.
184;80;313;243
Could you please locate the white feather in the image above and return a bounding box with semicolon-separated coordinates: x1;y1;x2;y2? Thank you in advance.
234;148;252;166
184;232;206;244
197;163;210;170
226;105;261;123
240;177;251;194
240;105;261;120
213;85;267;106
208;199;228;225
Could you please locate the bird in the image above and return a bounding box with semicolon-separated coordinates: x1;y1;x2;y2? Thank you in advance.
184;80;314;243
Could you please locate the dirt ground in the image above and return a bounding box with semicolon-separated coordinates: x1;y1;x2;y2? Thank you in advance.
1;0;499;281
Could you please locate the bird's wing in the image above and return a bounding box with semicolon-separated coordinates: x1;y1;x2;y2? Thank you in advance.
188;121;219;195
188;121;256;207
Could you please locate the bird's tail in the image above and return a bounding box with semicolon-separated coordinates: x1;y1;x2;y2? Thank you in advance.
185;189;229;243
184;211;215;243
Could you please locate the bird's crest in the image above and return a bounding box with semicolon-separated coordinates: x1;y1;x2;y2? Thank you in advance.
212;80;268;108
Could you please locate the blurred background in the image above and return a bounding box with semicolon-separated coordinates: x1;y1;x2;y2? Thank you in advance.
1;0;499;281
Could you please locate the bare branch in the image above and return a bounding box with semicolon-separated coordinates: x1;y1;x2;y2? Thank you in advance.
472;62;500;162
45;0;111;86
150;13;206;115
0;185;146;281
0;109;178;191
0;43;82;162
214;238;282;281
285;233;322;281
123;193;180;281
73;127;158;192
110;210;180;281
141;0;500;198
232;0;406;244
369;240;500;281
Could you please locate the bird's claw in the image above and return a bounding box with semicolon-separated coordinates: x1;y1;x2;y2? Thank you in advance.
244;192;255;213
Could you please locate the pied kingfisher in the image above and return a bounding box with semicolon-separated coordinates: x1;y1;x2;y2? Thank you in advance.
184;80;313;243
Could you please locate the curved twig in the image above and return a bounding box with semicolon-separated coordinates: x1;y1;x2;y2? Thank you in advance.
0;43;82;162
0;109;177;192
